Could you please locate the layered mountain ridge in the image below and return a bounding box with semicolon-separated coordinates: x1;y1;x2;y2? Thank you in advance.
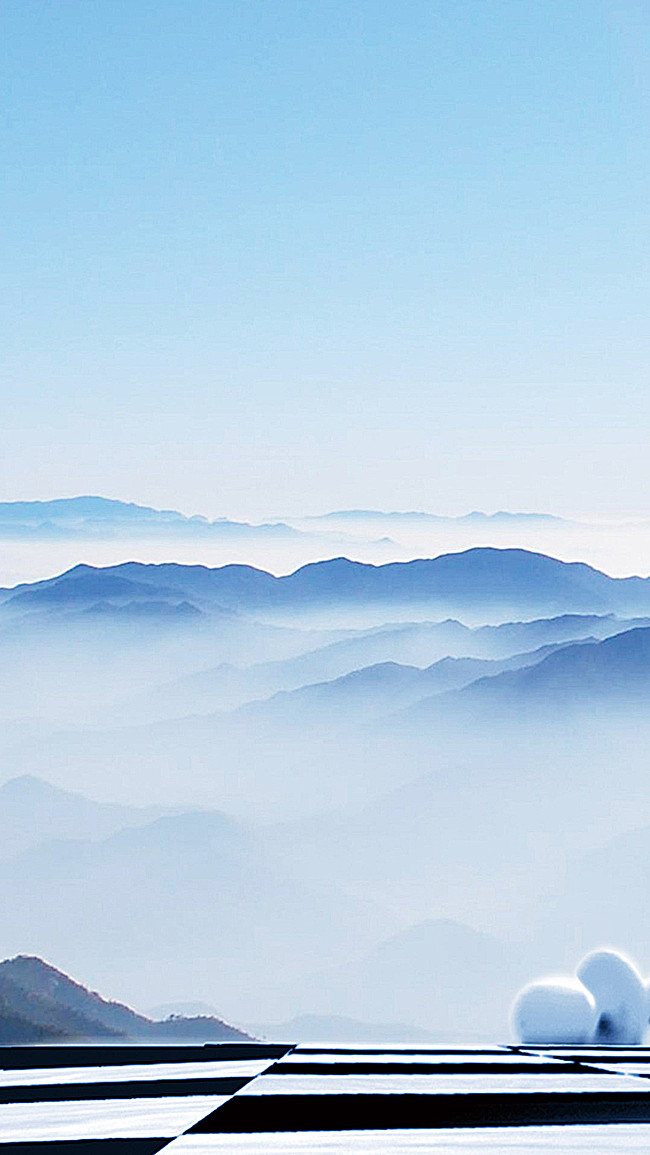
4;547;650;620
3;543;650;1035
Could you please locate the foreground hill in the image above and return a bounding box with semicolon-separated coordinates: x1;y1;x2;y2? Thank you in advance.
0;955;251;1043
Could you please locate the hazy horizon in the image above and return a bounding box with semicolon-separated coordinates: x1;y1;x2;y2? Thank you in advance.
2;493;650;586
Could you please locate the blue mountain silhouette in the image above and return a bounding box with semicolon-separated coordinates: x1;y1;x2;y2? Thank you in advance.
3;549;650;617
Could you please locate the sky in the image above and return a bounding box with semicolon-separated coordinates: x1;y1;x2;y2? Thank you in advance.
1;0;649;521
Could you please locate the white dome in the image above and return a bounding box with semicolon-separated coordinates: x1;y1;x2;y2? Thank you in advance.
511;977;597;1045
577;949;648;1045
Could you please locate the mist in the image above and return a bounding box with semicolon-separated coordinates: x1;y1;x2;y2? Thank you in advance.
5;500;650;589
2;512;650;1041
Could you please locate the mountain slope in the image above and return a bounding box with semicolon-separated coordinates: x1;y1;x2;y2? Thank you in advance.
405;625;650;720
235;641;592;725
70;611;649;721
7;624;648;820
0;955;250;1042
0;775;166;860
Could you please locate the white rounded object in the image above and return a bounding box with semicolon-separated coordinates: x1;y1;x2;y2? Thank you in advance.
577;949;648;1045
511;978;597;1044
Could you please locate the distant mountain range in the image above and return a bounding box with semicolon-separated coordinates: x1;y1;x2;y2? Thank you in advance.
0;775;166;860
4;609;650;827
399;624;650;723
229;642;580;727
0;780;385;1018
303;509;567;525
0;496;303;541
0;955;250;1043
0;496;573;537
4;497;650;596
0;773;534;1039
248;1013;443;1044
3;548;650;621
295;919;531;1038
157;611;631;715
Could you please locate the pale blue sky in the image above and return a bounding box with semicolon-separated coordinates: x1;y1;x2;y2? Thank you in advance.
1;0;648;519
